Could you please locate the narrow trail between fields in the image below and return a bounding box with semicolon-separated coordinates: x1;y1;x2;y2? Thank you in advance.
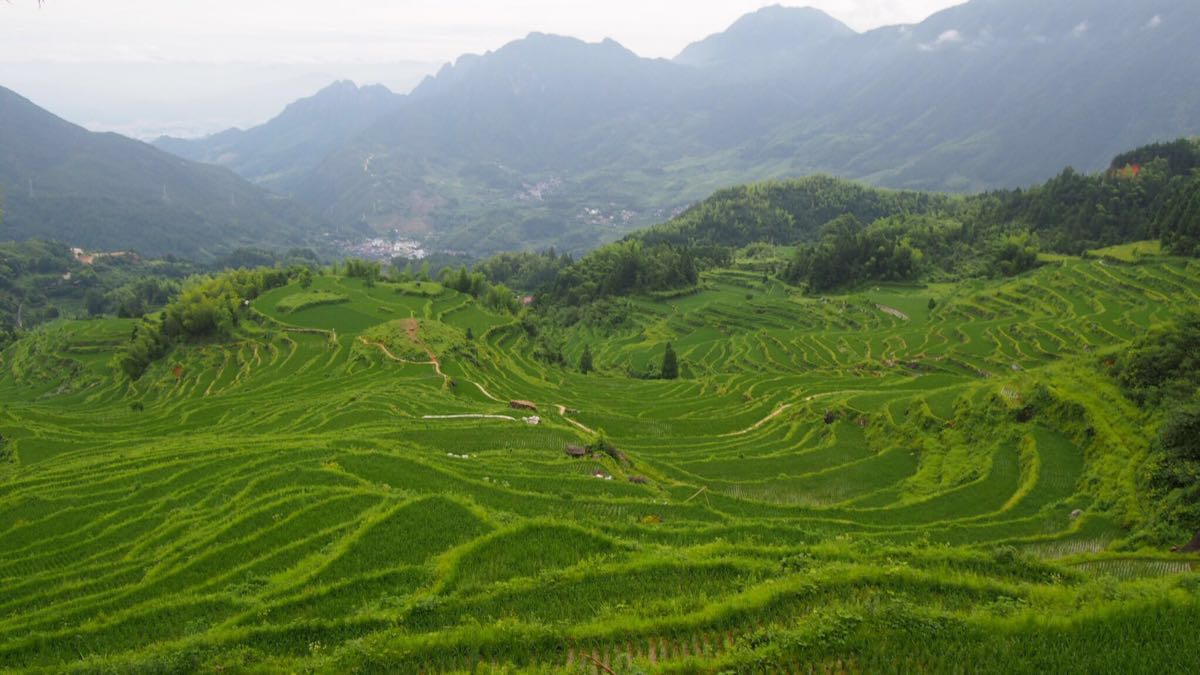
358;336;436;369
422;414;517;422
463;374;596;435
474;382;504;402
556;405;596;435
804;390;872;402
357;319;451;384
876;304;910;321
363;321;598;438
721;404;793;437
404;318;446;379
284;326;336;338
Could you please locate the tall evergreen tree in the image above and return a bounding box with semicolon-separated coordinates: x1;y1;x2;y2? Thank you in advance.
580;344;594;375
661;342;679;380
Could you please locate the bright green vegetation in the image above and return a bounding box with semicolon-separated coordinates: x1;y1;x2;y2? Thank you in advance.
466;142;1200;352
1;249;1198;672
1091;241;1165;263
275;291;348;314
523;140;1200;310
0;239;198;334
394;281;445;297
0;239;326;342
359;318;467;363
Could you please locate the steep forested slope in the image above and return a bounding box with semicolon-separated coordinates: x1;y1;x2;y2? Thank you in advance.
0;87;326;259
154;81;403;193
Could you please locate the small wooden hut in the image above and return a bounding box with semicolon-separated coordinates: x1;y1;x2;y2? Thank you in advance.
565;444;589;458
510;400;538;412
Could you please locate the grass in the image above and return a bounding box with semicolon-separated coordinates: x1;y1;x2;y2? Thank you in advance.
274;290;349;314
0;256;1197;672
1090;240;1165;262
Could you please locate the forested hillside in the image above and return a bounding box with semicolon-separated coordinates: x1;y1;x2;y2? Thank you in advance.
0;87;329;259
515;139;1200;306
0;240;196;339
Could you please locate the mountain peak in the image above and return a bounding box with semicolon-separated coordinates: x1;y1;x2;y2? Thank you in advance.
676;4;855;67
505;32;638;60
413;32;655;100
307;80;394;102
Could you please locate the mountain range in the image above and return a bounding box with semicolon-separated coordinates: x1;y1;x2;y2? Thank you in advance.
154;0;1200;257
2;0;1198;260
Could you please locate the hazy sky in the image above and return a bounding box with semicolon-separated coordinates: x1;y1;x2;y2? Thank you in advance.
0;0;965;137
1;0;965;65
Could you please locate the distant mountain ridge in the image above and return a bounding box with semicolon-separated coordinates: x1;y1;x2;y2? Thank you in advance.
0;86;328;259
155;81;404;192
156;0;1200;256
675;5;855;74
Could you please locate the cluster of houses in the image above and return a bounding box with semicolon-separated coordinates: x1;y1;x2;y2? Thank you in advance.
342;237;427;261
70;247;134;265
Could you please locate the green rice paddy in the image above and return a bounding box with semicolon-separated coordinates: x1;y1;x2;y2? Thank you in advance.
1;259;1198;672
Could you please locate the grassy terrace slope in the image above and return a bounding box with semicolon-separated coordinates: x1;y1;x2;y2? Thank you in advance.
0;260;1198;672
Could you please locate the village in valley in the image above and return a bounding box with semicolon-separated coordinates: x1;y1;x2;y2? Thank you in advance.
341;235;428;262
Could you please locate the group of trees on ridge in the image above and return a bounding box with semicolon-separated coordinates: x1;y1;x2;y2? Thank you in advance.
1114;312;1200;544
117;267;300;380
111;253;541;380
470;138;1200;311
0;239;200;342
0;232;328;344
1154;172;1200;257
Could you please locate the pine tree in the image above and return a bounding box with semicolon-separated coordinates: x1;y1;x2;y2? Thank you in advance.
453;266;471;293
580;344;594;375
661;342;679;380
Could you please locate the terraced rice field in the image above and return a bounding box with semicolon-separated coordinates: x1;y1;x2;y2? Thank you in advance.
1;259;1198;672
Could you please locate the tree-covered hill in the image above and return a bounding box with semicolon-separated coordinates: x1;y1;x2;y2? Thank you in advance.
0;87;330;260
674;5;855;75
520;138;1200;306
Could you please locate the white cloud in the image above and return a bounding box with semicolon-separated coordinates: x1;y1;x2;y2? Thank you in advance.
937;29;964;44
1145;15;1163;30
1071;21;1089;38
919;28;963;51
